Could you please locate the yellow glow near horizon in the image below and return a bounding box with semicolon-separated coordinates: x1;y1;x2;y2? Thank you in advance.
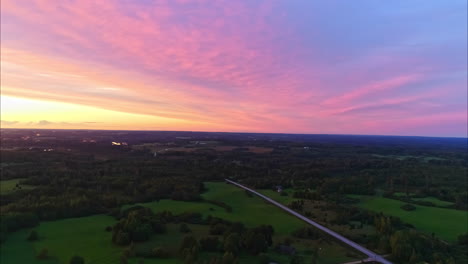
0;95;197;130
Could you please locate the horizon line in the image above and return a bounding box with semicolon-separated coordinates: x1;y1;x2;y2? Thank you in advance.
1;127;466;139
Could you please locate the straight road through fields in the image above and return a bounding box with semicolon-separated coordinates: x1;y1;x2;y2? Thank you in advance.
225;179;392;264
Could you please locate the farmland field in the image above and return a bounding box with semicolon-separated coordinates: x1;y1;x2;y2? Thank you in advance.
0;178;35;195
0;215;119;264
392;192;454;207
350;195;467;241
412;197;454;207
0;229;57;264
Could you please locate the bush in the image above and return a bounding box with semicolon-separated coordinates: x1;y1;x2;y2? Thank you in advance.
152;246;170;258
27;230;38;241
400;204;416;211
204;200;233;212
412;201;435;207
292;227;320;240
199;236;219;251
458;233;468;245
36;248;49;259
179;223;191;233
209;223;227;235
70;255;85;264
258;253;271;264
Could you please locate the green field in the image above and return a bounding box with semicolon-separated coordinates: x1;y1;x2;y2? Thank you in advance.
0;229;57;264
392;192;454;207
0;215;119;264
1;182;357;264
351;195;468;241
412;196;454;207
0;178;35;195
124;182;306;236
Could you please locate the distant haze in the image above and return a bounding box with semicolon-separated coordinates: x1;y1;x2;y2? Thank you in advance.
1;0;467;137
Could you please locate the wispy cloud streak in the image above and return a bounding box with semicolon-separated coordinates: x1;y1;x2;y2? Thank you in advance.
1;0;466;136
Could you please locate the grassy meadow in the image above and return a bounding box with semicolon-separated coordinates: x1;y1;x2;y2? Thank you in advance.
412;196;454;207
392;192;454;207
0;178;35;195
350;195;467;241
124;182;307;235
0;215;120;264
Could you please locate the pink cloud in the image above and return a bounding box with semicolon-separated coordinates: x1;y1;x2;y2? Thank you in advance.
323;74;422;107
1;0;466;136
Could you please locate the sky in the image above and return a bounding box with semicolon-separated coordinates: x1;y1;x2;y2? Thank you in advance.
1;0;467;137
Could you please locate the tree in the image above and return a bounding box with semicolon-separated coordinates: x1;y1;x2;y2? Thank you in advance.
113;231;130;245
152;246;169;258
310;245;319;264
409;249;421;263
199;236;219;252
290;255;303;264
132;223;152;241
180;235;199;262
37;248;49;259
223;233;241;255
208;256;222;264
70;255;85;264
179;235;198;253
390;231;412;262
180;223;191;233
244;230;268;255
222;251;236;264
377;235;390;252
258;253;271;264
182;246;199;264
457;233;468;245
27;230;38;241
120;254;128;264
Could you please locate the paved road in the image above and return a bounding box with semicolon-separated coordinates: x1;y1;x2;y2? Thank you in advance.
225;179;392;264
340;258;374;264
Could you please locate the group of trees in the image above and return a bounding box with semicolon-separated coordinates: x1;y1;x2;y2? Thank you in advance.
370;213;457;263
112;207;166;245
110;207;277;263
0;213;39;242
388;230;455;263
178;223;274;264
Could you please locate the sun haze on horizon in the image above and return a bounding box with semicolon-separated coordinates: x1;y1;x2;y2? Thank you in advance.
1;0;467;137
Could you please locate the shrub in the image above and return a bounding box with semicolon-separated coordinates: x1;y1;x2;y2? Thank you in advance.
199;236;219;252
258;253;271;264
27;230;38;241
400;204;416;211
37;248;49;259
152;246;170;258
179;223;191;233
70;255;85;264
458;233;468;245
